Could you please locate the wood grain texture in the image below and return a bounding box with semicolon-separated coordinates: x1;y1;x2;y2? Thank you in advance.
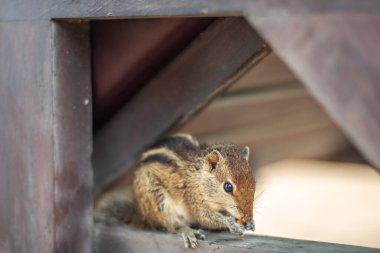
92;17;269;193
52;21;93;253
0;21;55;253
0;21;92;253
0;0;245;21
95;225;380;253
1;0;380;21
244;2;380;170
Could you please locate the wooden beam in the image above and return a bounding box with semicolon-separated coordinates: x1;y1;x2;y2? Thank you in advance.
243;1;380;170
95;225;380;253
92;17;269;193
0;21;92;253
2;0;380;21
1;0;246;21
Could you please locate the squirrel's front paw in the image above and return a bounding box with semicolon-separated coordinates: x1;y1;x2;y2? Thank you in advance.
225;217;245;234
178;227;206;248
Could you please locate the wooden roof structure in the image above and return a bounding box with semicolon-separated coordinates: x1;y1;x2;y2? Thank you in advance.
1;1;380;253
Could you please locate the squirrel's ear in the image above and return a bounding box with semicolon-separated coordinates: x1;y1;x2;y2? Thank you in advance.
242;146;250;161
206;150;224;171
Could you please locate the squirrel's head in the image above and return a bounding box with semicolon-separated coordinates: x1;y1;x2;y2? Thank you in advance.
196;144;255;230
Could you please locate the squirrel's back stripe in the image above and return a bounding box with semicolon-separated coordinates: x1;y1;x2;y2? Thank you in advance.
140;147;182;167
152;133;199;151
171;133;199;147
150;133;199;162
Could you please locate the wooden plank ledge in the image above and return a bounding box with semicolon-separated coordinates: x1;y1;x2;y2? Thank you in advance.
94;224;380;253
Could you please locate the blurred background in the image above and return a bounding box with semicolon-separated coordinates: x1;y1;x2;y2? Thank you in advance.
178;52;380;248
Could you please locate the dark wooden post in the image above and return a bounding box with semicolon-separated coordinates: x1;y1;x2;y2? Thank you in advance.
0;21;93;253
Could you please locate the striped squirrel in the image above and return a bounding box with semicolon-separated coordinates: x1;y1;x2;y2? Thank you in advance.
95;133;255;248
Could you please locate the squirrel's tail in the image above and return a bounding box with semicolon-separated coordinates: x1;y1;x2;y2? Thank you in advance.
94;189;145;228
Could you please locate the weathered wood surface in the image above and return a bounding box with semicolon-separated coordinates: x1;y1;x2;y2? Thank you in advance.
0;20;55;253
1;0;245;21
243;2;380;170
92;18;213;127
0;21;92;253
2;0;379;21
92;17;270;193
95;225;380;253
52;21;93;253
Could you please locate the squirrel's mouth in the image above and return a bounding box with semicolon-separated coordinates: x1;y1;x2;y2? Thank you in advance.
218;211;255;232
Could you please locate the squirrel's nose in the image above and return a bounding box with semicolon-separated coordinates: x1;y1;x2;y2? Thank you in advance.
243;220;255;231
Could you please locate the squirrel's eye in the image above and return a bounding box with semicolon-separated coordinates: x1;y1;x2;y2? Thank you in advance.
223;182;233;193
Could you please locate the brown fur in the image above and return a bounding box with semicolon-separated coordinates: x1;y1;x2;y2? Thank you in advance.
133;134;255;247
96;134;256;248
